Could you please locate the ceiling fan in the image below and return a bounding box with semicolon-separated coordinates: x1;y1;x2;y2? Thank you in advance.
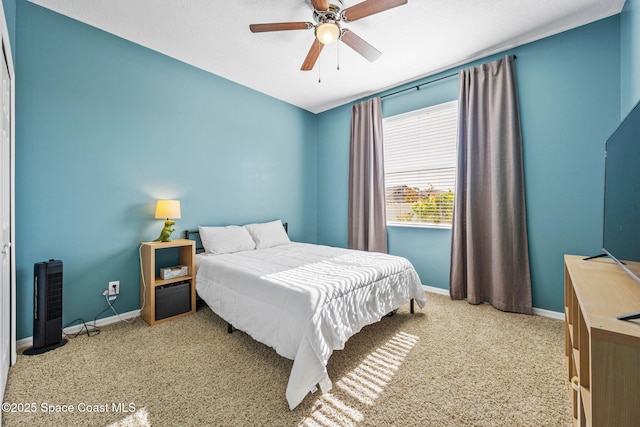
249;0;408;71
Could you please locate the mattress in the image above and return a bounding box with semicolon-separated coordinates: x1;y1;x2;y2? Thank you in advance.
195;242;426;409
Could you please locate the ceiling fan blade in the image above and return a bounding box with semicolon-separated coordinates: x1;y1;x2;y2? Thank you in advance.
342;0;408;22
311;0;329;11
340;29;381;62
249;22;312;33
301;39;325;71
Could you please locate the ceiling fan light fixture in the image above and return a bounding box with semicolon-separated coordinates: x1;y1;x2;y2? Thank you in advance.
250;0;407;71
315;22;340;44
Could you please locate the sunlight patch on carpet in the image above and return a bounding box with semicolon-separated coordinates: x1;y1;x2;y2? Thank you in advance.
107;407;150;427
300;331;419;427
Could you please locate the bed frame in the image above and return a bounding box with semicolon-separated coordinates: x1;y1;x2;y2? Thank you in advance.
184;222;414;335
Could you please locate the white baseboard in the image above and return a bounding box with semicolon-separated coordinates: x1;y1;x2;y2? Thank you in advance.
531;307;564;320
16;309;141;351
422;284;449;296
421;284;564;320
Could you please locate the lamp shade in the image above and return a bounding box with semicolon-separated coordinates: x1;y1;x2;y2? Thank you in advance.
154;200;181;219
315;22;340;44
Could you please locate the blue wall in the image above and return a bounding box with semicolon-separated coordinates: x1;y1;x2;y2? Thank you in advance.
622;0;640;116
15;1;317;339
317;16;621;313
2;0;16;58
11;2;638;339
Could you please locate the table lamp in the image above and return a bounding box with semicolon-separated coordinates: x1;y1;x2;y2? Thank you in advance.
154;199;181;242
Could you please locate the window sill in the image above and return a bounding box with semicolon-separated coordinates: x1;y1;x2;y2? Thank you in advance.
387;222;452;230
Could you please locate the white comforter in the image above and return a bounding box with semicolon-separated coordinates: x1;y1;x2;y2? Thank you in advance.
195;242;426;409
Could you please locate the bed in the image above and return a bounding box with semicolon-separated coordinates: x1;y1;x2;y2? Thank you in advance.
187;220;427;409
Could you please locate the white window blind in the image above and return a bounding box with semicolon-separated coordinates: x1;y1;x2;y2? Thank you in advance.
383;100;458;227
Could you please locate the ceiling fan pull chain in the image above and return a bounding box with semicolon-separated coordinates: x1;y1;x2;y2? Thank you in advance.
337;41;340;71
318;60;322;83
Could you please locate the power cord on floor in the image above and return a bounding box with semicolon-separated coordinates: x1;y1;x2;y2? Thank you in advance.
63;296;116;339
63;291;136;339
103;293;135;324
63;317;100;339
62;243;148;339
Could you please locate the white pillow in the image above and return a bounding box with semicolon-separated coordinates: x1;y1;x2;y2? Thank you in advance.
198;225;256;255
244;220;290;249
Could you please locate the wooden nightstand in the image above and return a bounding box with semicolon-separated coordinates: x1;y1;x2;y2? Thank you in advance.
139;239;196;325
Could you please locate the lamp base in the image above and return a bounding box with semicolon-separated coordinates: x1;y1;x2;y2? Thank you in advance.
154;219;176;243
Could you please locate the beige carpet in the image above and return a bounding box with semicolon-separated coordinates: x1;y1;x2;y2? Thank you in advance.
2;293;572;426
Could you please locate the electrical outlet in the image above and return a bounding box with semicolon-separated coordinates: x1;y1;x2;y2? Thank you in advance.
108;281;120;296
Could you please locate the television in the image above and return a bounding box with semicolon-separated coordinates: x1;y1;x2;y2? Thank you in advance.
597;100;640;320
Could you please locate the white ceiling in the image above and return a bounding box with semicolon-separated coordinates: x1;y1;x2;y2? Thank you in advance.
28;0;625;114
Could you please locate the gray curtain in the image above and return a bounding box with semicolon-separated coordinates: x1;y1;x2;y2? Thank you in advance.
348;98;388;253
450;55;532;314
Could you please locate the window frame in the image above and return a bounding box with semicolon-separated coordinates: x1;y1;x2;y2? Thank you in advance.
382;100;458;229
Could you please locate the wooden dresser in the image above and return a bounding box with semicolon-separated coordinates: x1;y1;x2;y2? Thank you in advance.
564;255;640;426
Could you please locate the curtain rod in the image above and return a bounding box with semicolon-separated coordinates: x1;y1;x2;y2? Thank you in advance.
380;55;517;100
380;73;458;99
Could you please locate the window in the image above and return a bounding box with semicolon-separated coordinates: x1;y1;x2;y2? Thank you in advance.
383;100;458;227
